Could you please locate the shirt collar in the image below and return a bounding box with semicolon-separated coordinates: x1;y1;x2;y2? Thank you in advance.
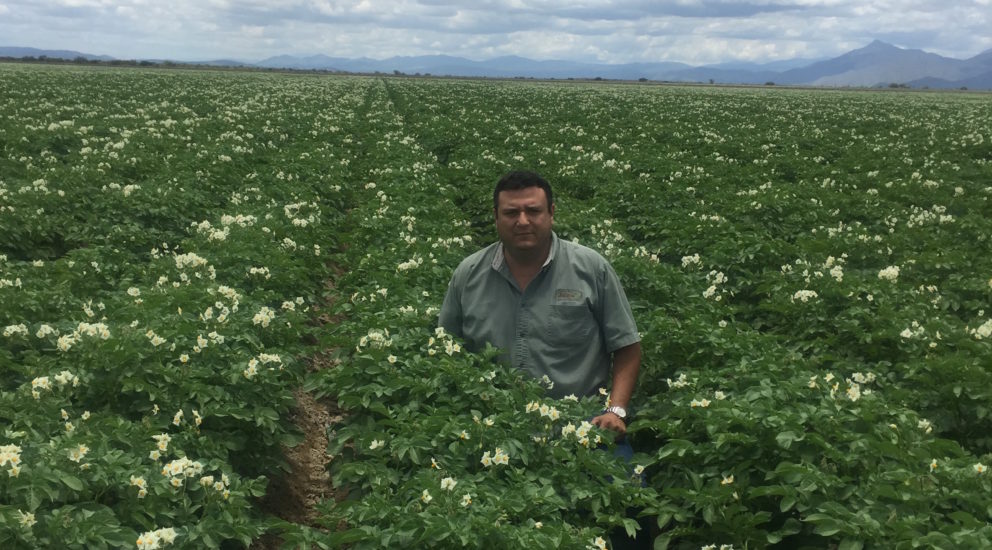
492;231;558;271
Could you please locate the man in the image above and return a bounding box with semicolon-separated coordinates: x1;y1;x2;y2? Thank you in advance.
439;170;641;436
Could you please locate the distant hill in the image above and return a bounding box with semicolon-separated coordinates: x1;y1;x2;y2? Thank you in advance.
254;42;992;89
775;40;991;88
927;49;992;89
0;46;113;61
253;53;693;79
183;59;253;68
702;58;826;72
3;42;991;90
909;70;992;90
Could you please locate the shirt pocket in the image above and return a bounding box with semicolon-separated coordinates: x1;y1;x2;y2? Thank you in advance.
546;304;596;346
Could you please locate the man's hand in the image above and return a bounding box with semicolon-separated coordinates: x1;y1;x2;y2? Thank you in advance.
591;342;640;441
591;411;626;440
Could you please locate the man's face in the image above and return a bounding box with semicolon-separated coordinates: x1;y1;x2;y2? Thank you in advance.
495;186;554;257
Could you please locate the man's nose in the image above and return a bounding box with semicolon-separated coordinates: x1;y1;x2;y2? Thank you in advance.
516;211;530;225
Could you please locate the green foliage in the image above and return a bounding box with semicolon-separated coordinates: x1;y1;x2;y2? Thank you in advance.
318;78;992;548
2;65;992;548
0;65;356;547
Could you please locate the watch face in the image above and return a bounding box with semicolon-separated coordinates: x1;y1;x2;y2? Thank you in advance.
610;406;627;418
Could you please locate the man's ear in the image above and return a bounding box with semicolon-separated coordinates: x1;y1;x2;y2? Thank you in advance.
550;203;555;218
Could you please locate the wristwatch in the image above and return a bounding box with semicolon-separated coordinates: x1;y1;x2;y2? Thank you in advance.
605;406;628;423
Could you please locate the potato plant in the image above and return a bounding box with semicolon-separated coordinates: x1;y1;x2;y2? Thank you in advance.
2;64;992;549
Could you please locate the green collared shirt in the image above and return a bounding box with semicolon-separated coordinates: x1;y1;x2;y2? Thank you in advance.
439;232;640;398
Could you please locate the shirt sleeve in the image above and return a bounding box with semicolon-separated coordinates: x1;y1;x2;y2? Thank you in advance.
598;261;640;353
438;268;464;338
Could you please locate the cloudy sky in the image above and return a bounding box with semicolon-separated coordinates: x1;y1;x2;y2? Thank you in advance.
1;0;990;65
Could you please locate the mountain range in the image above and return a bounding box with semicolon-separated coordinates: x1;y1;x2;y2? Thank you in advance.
3;41;991;90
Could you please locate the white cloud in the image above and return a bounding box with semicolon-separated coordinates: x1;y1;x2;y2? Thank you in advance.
0;0;987;64
240;25;266;37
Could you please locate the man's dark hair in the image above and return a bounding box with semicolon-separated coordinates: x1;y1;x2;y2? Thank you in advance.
493;170;554;212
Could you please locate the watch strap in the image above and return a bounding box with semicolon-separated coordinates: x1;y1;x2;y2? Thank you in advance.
606;406;628;423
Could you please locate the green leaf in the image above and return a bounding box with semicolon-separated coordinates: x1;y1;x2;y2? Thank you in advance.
278;431;306;447
656;439;693;459
776;430;800;449
62;475;84;491
622;518;639;538
949;510;979;526
656;513;672;530
702;505;715;525
805;514;844;537
101;527;140;547
814;522;843;537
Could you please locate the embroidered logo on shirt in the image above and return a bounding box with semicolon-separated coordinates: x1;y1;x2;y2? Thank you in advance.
555;289;583;305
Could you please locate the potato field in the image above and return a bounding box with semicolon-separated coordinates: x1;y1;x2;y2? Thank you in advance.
2;63;992;549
